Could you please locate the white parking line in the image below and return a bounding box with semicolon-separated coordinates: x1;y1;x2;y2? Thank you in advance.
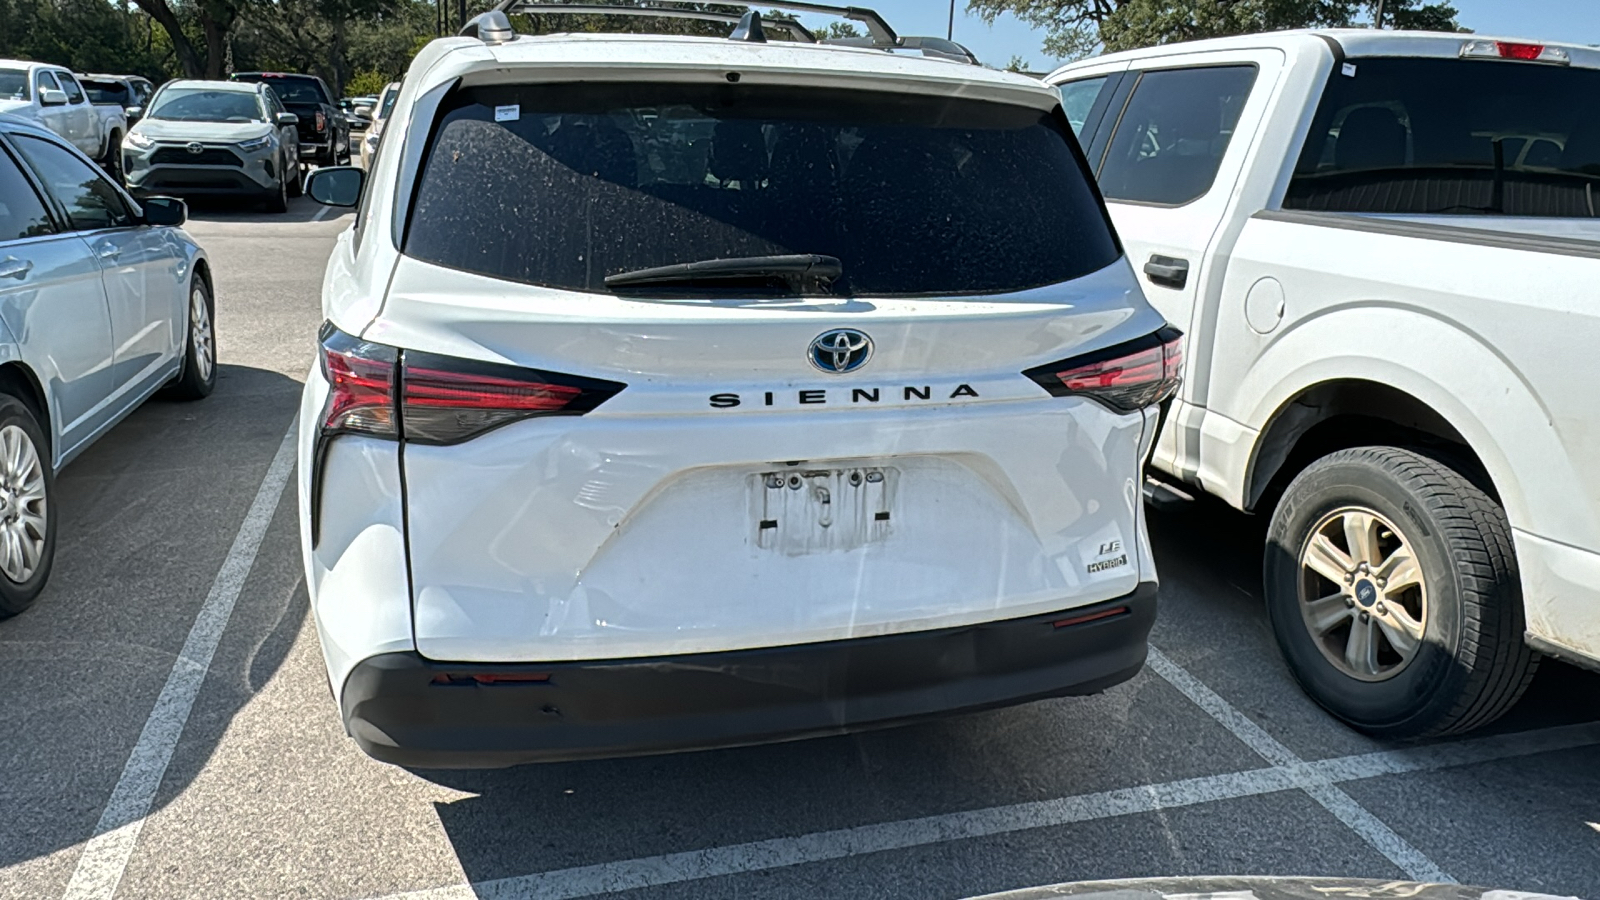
312;204;334;222
1145;647;1454;883
61;422;299;900
368;720;1600;900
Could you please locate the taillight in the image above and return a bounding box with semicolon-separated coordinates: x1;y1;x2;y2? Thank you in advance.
1459;39;1571;65
401;351;624;445
316;324;624;444
1023;327;1183;413
315;111;326;132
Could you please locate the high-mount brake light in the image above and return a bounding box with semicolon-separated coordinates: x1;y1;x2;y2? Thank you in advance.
1023;327;1183;413
1459;39;1571;65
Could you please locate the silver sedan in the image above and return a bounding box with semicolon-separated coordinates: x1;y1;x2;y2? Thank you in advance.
0;114;214;615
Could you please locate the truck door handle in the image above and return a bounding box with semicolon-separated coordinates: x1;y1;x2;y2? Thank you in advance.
1143;255;1189;290
0;257;33;280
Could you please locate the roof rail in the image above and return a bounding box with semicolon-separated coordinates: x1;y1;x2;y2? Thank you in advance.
489;1;817;43
482;1;982;65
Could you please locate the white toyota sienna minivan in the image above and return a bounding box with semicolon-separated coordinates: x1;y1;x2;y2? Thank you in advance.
300;2;1177;767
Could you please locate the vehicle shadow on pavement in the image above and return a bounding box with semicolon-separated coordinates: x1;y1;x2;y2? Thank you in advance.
180;194;333;225
0;363;307;873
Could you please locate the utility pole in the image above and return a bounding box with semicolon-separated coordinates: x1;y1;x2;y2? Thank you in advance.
458;0;467;33
947;0;955;40
1374;0;1386;29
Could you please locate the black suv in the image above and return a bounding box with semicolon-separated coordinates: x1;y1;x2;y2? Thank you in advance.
229;72;350;166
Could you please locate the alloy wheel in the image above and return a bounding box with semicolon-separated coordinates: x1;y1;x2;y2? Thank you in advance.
0;425;47;584
1297;505;1428;682
191;286;215;383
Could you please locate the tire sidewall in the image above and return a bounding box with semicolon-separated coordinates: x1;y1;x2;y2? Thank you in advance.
0;395;56;615
1265;452;1465;733
180;277;218;397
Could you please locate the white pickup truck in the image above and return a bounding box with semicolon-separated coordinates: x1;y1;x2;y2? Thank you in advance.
1047;30;1600;738
0;60;120;170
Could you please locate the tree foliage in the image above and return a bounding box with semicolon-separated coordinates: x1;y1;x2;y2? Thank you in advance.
966;0;1464;60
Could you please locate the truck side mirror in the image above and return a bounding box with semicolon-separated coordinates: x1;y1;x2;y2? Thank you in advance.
39;88;68;107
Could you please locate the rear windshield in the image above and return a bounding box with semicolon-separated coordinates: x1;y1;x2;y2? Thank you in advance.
403;82;1120;296
1288;57;1600;217
234;75;326;106
0;69;27;101
81;80;130;105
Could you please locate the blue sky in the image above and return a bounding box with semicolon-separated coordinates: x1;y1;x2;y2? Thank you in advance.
790;0;1600;73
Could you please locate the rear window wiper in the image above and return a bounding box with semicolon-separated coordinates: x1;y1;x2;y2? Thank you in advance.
603;254;842;291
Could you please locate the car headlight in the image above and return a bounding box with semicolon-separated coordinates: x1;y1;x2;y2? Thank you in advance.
237;134;273;152
124;131;155;150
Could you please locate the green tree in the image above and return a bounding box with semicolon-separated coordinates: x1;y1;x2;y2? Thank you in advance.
966;0;1463;59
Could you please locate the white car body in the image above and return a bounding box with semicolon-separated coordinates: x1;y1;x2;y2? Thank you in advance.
1048;31;1600;717
301;19;1173;766
0;61;107;159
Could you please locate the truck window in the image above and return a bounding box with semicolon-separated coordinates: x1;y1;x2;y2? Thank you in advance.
1059;76;1109;139
55;73;85;104
1096;65;1257;206
1287;57;1600;217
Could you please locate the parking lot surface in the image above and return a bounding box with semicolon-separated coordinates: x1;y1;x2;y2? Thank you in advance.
1;198;1597;900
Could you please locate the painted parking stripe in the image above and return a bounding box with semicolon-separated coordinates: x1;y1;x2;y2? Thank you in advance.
312;203;334;222
1145;647;1454;883
369;720;1600;900
61;422;299;900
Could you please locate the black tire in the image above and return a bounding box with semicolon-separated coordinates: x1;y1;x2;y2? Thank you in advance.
286;156;303;197
264;174;288;213
102;130;123;183
1264;446;1538;738
166;276;217;400
0;395;56;619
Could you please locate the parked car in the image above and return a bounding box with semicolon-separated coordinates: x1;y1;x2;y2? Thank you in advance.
122;79;302;212
356;81;399;169
0;114;214;616
0;61;117;171
230;72;349;166
74;78;128;180
1046;30;1600;737
79;74;155;120
300;4;1174;767
341;95;378;131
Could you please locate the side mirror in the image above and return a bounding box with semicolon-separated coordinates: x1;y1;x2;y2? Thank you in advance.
141;196;187;227
275;111;299;127
354;105;374;119
126;106;143;122
39;88;67;107
306;166;363;208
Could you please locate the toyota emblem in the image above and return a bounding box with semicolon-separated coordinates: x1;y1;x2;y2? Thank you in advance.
185;142;204;155
808;329;872;374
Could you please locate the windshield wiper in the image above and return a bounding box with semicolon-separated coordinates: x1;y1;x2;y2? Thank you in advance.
603;254;842;291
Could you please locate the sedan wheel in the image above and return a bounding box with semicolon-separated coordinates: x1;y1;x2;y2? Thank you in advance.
165;277;217;400
0;424;48;585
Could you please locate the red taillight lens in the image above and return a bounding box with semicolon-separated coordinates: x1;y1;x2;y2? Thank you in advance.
1497;41;1544;60
400;351;625;445
315;111;326;132
1459;39;1570;65
1024;327;1183;413
319;327;396;436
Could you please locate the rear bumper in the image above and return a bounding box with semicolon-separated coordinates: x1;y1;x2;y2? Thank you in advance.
340;582;1157;768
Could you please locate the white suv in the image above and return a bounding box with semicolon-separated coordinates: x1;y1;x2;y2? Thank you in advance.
300;1;1176;767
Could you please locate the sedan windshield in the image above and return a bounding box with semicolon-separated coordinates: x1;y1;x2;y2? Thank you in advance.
148;89;263;122
0;69;28;101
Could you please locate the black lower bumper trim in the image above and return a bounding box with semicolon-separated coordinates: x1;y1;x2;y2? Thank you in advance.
343;582;1157;768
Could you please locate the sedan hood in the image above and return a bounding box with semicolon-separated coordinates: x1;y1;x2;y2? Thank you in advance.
132;119;272;143
975;877;1575;900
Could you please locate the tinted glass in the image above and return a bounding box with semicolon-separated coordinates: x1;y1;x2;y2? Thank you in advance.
405;83;1120;296
149;88;263;122
11;135;134;231
0;147;54;241
379;85;399;120
235;75;327;106
1059;76;1109;138
35;71;59;93
1098;65;1257;205
56;73;84;104
1288;57;1600;217
81;79;131;105
0;69;28;101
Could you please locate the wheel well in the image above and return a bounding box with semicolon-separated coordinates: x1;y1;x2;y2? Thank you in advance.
0;363;50;455
1246;380;1496;513
192;258;212;294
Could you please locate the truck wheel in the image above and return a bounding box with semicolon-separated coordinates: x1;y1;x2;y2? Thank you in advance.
102;131;122;182
0;394;56;619
1264;446;1538;738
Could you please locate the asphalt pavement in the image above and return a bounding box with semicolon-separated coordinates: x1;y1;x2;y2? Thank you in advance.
0;196;1597;900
